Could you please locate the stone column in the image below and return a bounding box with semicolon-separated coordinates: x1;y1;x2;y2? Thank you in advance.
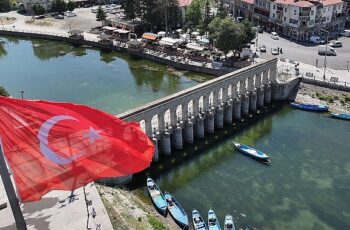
247;76;254;91
262;70;269;85
144;118;153;137
196;114;205;138
249;88;257;113
239;80;246;95
215;105;224;129
233;96;242;120
152;137;159;162
203;94;210;112
241;93;250;116
255;73;262;88
161;129;171;155
257;87;265;109
264;82;272;104
206;109;215;133
225;98;233;124
185;118;194;144
173;124;183;150
269;66;277;83
212;91;218;107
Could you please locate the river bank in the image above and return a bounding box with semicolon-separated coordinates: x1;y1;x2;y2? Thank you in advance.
295;82;350;112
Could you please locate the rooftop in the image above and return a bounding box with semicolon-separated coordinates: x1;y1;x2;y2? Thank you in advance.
178;0;193;7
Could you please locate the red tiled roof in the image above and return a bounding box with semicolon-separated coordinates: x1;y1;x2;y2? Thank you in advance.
321;0;343;6
242;0;254;4
178;0;193;7
274;0;314;7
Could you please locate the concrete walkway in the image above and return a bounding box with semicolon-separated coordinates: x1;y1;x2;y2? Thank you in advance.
0;176;113;230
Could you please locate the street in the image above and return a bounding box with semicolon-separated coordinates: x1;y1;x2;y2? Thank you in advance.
256;31;350;70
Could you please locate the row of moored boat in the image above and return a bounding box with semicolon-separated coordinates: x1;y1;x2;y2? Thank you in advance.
290;102;350;120
147;178;236;229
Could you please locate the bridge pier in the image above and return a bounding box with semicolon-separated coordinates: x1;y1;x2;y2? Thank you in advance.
249;89;257;113
233;96;242;120
196;115;205;138
173;124;183;150
185;119;194;144
257;87;265;109
241;93;250;116
215;105;224;129
225;100;233;124
161;130;171;155
152;137;159;162
206;109;215;133
264;83;272;104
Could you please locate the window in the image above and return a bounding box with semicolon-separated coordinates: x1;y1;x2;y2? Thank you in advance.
273;13;275;18
311;10;314;15
285;7;287;12
294;10;297;15
263;2;266;7
327;17;330;20
338;5;341;9
289;18;298;24
328;7;331;11
284;17;286;21
273;5;276;9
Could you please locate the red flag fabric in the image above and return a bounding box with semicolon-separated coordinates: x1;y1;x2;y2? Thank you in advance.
0;96;154;202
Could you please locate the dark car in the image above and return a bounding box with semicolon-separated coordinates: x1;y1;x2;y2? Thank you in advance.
258;27;263;33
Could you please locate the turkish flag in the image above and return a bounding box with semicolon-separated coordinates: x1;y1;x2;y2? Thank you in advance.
0;96;154;202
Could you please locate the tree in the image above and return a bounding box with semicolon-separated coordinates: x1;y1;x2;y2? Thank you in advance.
66;1;76;12
185;0;202;31
51;0;66;13
199;0;211;33
241;20;256;44
124;0;135;20
216;0;227;19
0;86;9;97
0;0;12;12
140;0;158;31
96;6;106;24
209;17;244;58
32;4;45;15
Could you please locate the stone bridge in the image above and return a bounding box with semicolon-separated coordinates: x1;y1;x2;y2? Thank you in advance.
118;58;300;160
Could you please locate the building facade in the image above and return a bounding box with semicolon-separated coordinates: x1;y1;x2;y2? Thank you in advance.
233;0;346;41
22;0;54;13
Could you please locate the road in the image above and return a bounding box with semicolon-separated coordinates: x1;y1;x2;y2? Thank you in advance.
255;32;350;70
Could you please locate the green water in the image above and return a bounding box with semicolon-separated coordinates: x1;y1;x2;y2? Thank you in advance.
0;36;212;114
137;106;350;230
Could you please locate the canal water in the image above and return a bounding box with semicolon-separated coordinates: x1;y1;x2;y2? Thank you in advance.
0;36;212;114
1;36;350;229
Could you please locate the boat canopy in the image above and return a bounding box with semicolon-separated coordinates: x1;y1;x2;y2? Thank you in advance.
157;31;166;36
159;37;179;46
142;33;158;41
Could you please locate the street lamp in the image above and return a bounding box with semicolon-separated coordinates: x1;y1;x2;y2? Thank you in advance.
18;90;24;99
321;29;329;81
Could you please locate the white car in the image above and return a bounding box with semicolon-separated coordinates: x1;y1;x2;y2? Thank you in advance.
271;48;279;55
318;46;337;56
329;40;342;48
260;45;266;52
271;32;279;40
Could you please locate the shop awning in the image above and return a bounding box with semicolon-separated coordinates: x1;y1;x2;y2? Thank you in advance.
142;33;158;41
159;37;179;46
186;43;205;51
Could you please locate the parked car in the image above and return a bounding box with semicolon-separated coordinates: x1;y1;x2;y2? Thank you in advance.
329;40;342;48
260;45;266;52
55;14;64;19
339;30;350;37
271;48;279;55
310;36;325;44
91;8;98;13
66;11;77;17
34;15;46;19
271;32;279;40
318;46;337;56
258;27;263;33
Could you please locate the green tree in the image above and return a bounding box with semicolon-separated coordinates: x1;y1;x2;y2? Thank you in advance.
0;86;9;97
66;1;76;11
96;6;106;24
0;0;11;12
51;0;66;13
216;0;227;19
32;4;45;15
241;20;256;44
209;17;243;58
124;0;135;20
185;0;202;31
140;0;158;31
199;0;211;33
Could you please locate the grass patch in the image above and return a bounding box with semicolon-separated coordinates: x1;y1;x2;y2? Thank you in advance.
315;93;334;103
148;215;167;230
101;197;129;230
344;96;350;102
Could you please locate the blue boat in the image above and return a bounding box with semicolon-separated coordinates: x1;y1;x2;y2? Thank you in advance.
164;192;189;229
192;209;208;230
208;209;221;230
233;141;270;164
223;215;235;230
146;178;167;216
331;112;350;121
290;102;329;112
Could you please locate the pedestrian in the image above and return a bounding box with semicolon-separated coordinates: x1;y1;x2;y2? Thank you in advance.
277;47;280;53
280;48;283;54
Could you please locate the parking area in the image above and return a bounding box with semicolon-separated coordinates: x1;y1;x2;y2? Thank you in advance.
256;31;350;70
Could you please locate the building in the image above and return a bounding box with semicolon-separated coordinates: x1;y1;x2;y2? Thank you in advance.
22;0;54;13
233;0;346;40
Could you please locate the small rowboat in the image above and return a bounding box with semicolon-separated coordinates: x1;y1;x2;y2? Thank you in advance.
330;112;350;121
208;209;221;230
146;178;167;216
193;209;208;230
233;142;270;164
164;192;189;229
223;215;235;230
290;103;329;112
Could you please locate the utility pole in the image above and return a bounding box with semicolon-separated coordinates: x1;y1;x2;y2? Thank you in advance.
322;29;329;81
0;147;27;229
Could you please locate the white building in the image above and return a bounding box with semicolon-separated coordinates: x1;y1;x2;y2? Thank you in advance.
22;0;53;13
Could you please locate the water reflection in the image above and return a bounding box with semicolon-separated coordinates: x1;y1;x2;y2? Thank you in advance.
0;42;7;58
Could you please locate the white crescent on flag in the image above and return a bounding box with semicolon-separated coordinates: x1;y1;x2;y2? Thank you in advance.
37;115;84;165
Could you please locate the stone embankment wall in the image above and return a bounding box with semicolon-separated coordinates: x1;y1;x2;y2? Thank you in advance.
302;78;350;93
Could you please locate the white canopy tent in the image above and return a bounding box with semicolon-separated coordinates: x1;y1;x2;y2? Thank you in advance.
159;37;179;47
114;29;130;34
186;43;205;51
